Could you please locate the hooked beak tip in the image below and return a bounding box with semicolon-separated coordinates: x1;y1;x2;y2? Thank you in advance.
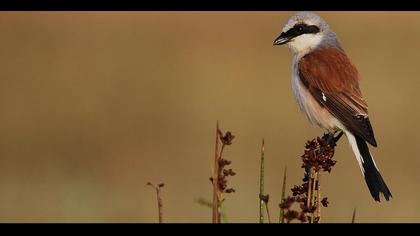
273;32;290;46
273;37;289;46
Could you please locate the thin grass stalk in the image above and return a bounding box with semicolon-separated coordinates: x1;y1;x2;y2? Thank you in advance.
147;182;164;223
306;168;313;210
279;166;287;223
265;202;272;223
259;139;265;223
352;208;357;223
310;169;317;223
157;188;163;223
316;171;321;222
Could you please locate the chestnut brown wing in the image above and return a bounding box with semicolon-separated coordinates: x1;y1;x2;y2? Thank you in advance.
298;47;377;146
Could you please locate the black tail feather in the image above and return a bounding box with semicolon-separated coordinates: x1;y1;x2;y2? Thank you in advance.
355;135;392;202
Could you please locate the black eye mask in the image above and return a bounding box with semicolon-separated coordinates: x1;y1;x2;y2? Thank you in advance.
273;23;320;45
283;23;320;39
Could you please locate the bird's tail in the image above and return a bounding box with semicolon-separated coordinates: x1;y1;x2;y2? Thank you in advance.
344;131;392;202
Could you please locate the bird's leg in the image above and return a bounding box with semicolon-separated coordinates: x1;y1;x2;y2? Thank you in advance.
322;130;343;148
332;131;344;144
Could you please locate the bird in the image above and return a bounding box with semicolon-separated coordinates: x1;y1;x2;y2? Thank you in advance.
273;12;391;202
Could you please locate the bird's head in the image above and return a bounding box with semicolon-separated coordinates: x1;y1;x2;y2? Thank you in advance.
273;12;339;55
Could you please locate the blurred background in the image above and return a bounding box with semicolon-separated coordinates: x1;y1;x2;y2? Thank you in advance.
0;11;419;223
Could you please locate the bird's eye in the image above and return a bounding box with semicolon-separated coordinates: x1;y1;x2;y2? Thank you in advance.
298;26;304;32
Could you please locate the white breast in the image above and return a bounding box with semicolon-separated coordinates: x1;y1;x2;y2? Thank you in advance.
291;56;344;131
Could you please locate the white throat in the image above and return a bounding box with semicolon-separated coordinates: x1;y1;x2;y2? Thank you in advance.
287;33;324;56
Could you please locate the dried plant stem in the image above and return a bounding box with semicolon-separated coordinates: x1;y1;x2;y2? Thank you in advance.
279;166;287;223
352;208;357;223
316;172;321;223
147;182;164;223
259;139;265;223
157;189;163;223
310;169;317;223
306;167;313;209
216;144;226;221
265;202;272;223
210;122;236;224
212;121;220;223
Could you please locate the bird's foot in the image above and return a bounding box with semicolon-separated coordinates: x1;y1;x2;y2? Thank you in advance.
322;130;343;148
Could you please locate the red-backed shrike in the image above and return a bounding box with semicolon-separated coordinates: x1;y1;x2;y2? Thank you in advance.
274;12;391;202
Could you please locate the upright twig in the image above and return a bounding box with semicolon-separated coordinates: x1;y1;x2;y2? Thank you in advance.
147;182;165;223
260;194;272;224
212;121;220;223
316;172;321;222
265;200;272;223
306;166;313;212
352;208;357;223
210;121;236;224
310;169;317;223
279;166;287;223
259;139;265;223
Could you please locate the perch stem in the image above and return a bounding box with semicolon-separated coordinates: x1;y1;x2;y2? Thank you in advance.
316;171;321;223
310;168;317;223
279;165;287;223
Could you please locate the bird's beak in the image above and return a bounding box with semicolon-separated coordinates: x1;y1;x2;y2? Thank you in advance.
273;32;291;45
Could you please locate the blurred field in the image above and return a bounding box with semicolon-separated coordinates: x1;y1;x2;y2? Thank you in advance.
0;11;419;223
